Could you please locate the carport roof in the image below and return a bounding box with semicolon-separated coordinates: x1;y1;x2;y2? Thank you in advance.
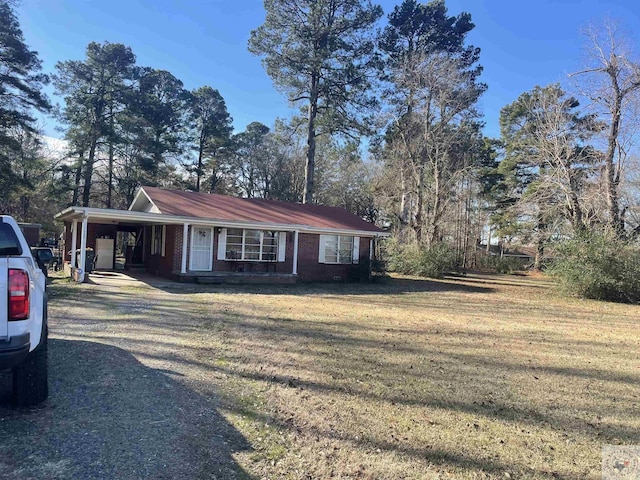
55;187;388;236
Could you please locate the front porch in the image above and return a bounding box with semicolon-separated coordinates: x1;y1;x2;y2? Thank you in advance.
55;206;302;284
171;270;297;285
82;270;297;288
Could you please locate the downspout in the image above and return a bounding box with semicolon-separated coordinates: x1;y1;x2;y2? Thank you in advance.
292;230;299;275
78;214;88;283
181;223;189;274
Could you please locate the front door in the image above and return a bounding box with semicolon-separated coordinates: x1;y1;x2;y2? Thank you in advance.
189;227;213;271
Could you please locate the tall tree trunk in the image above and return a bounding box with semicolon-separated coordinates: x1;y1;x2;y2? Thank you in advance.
72;151;84;206
20;148;29;219
303;73;319;204
604;92;623;236
107;107;114;209
414;163;425;244
153;131;162;186
534;216;546;271
196;133;204;192
428;158;442;246
399;165;408;225
107;143;114;208
82;138;97;207
462;179;472;270
567;187;584;233
534;240;544;272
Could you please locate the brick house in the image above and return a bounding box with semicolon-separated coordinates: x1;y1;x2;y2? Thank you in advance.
55;187;388;284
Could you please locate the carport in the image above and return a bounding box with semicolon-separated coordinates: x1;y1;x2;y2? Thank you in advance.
54;207;190;283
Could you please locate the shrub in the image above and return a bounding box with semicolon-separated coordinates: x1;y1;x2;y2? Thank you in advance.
382;238;458;279
548;232;640;303
477;255;526;274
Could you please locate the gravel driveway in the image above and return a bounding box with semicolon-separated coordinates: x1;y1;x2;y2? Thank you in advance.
0;279;252;480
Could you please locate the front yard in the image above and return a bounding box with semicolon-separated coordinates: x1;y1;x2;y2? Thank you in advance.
2;273;638;479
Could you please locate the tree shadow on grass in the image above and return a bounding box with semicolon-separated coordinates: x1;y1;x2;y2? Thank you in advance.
0;339;252;480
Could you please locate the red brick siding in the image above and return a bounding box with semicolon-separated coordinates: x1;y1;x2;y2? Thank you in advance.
296;234;371;282
62;221;117;264
146;225;178;276
173;226;183;271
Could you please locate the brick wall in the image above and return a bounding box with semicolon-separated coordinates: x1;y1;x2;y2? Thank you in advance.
146;225;178;276
173;226;183;271
296;234;371;282
62;221;117;264
169;228;371;281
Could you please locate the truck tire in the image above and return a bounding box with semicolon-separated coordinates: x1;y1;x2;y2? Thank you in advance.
12;325;48;407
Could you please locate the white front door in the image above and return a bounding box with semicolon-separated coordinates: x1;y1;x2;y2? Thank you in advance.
189;227;213;271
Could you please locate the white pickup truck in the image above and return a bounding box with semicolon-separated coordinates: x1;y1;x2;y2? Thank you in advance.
0;215;48;406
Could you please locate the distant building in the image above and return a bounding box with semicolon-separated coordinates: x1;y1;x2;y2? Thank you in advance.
18;223;41;248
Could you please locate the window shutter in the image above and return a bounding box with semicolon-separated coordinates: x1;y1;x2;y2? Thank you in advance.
352;236;360;264
151;225;157;253
318;235;326;263
217;228;227;260
278;232;287;262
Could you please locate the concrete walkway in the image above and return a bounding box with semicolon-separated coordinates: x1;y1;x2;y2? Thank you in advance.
85;270;180;289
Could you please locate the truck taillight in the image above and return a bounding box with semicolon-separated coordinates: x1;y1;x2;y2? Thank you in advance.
8;269;29;320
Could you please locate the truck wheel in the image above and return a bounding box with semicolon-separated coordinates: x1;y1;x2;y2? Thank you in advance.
12;326;48;406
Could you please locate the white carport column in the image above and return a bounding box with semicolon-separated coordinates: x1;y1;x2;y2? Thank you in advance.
78;215;88;282
370;238;375;278
70;220;78;268
292;230;299;275
181;223;189;274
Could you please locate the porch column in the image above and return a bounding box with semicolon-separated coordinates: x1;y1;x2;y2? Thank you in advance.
70;220;78;268
369;238;375;279
292;230;299;275
181;223;189;274
78;215;88;282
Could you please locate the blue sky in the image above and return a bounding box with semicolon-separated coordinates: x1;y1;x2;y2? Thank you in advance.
16;0;640;141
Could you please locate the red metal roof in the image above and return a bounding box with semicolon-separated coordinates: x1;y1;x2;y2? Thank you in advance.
141;187;384;233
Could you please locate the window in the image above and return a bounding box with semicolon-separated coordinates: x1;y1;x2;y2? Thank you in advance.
320;235;358;264
151;225;165;256
0;223;22;256
225;229;279;262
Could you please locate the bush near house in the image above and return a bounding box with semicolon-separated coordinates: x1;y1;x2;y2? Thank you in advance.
383;237;458;279
548;232;640;303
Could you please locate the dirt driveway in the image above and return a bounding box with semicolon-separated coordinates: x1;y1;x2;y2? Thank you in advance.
0;280;252;480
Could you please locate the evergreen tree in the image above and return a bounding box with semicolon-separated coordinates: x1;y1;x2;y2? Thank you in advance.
187;86;233;193
498;84;602;268
0;0;50;211
53;42;137;207
127;68;190;186
249;0;382;203
378;0;485;245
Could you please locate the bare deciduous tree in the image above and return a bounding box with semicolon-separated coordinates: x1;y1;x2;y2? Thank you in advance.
570;19;640;236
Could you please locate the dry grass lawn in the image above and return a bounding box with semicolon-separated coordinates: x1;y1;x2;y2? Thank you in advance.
50;272;640;479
